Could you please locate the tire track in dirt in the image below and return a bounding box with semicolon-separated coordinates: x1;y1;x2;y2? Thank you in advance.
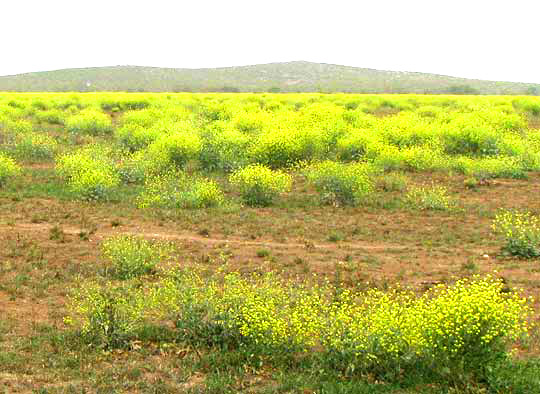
0;222;409;252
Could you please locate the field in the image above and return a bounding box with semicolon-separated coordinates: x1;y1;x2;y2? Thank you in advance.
1;92;540;393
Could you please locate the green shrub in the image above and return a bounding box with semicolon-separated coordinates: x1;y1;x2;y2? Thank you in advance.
492;210;540;258
147;132;202;168
150;269;530;383
138;171;225;209
376;172;408;192
0;119;33;136
100;98;150;111
249;129;324;169
7;132;58;161
453;156;527;180
102;235;173;279
66;282;146;348
305;161;374;206
416;105;443;118
117;147;175;185
229;164;292;206
115;124;161;152
405;185;455;211
442;115;501;156
0;154;22;186
56;149;119;201
35;109;65;125
322;275;530;382
65;110;113;136
199;125;250;172
336;130;380;162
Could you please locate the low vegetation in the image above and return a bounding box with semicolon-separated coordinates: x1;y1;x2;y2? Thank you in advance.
1;92;540;393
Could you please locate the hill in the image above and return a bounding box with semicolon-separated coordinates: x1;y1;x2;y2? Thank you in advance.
0;61;539;94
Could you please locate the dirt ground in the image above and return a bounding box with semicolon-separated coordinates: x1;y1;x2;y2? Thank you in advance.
1;165;540;392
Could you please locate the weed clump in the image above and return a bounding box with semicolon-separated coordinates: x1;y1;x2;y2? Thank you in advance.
102;235;173;279
146;132;202;169
229;164;292;206
0;154;21;186
305;161;374;206
492;210;540;258
67;270;531;385
66;282;146;348
405;184;455;211
65;110;113;136
56;147;119;201
137;171;225;209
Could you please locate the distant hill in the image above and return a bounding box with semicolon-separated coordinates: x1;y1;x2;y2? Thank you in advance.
0;61;539;95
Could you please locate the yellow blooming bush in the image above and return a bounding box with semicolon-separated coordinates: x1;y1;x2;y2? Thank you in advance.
101;235;174;279
0;153;21;186
115;123;162;152
65;109;113;136
68;268;532;382
417;277;530;372
249;128;324;169
229;164;292;206
56;147;120;201
146;131;202;169
7;132;58;161
137;170;225;209
67;281;147;348
405;184;455;211
322;275;531;380
305;161;375;206
492;210;540;258
199;124;250;172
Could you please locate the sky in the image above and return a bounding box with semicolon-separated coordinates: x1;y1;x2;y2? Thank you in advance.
2;0;539;83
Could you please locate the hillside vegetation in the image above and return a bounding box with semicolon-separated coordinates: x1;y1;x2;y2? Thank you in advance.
1;61;539;94
1;92;540;392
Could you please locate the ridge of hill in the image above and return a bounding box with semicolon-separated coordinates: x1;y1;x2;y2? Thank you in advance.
1;61;539;94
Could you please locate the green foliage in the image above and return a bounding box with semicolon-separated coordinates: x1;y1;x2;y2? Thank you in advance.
137;171;224;209
0;153;21;186
147;132;202;168
101;235;173;279
65;109;113;135
305;161;374;206
56;147;120;201
146;270;530;384
376;172;409;192
115;123;161;152
492;210;540;258
249;128;324;169
199;125;250;172
442;114;501;156
405;185;455;211
336;130;380;162
0;118;33;135
453;156;527;180
229;164;292;206
4;132;58;161
35;109;65;125
100;97;150;111
513;98;540;116
66;282;146;348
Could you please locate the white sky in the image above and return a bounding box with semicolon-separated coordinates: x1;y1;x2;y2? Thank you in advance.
1;0;539;83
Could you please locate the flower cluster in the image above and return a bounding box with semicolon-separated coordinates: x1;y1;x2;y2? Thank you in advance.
492;210;540;258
